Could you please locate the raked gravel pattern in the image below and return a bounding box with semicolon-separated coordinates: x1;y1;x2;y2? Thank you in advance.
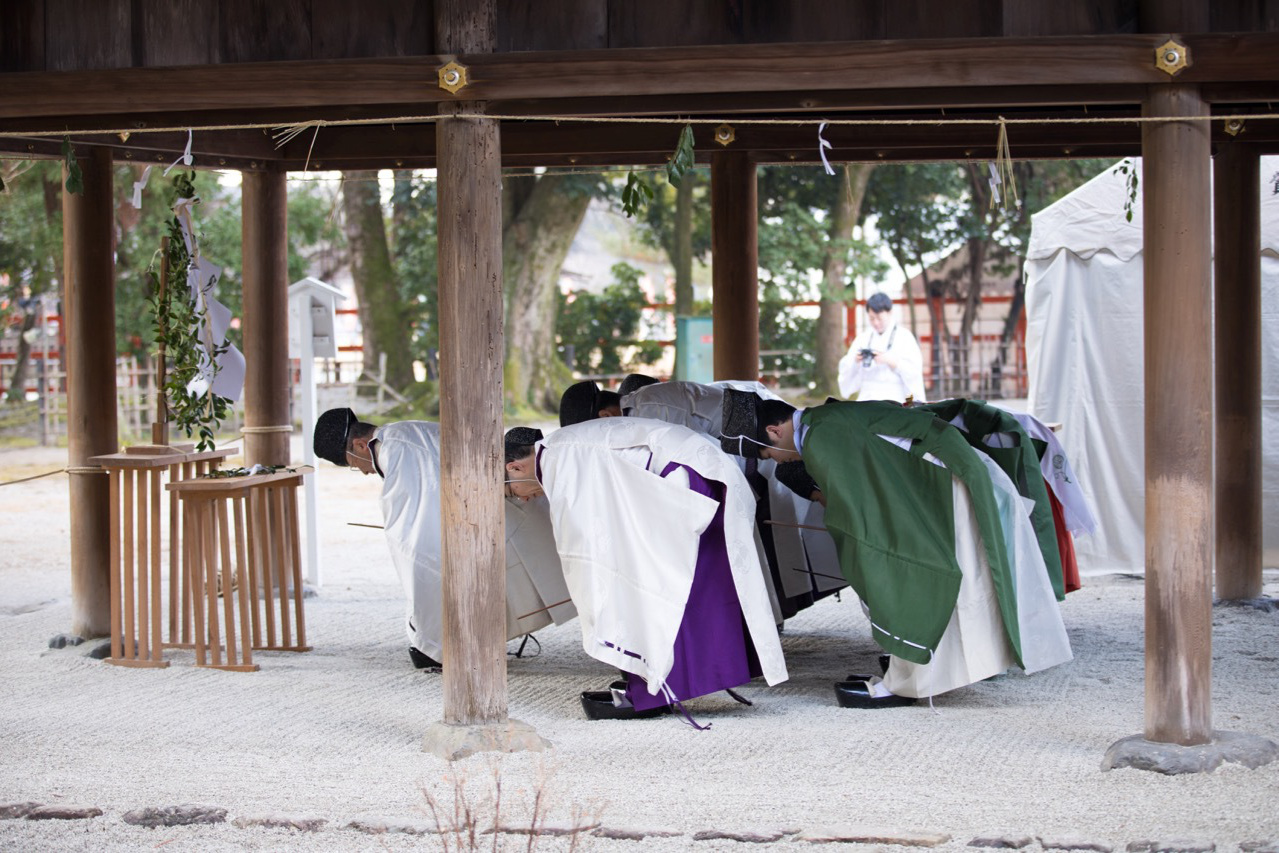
1;443;1278;852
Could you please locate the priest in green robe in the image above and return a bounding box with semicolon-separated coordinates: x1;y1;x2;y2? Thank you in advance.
721;393;1071;707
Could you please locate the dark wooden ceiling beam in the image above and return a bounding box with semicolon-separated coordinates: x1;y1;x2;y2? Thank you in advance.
3;34;1279;122
5;108;1278;170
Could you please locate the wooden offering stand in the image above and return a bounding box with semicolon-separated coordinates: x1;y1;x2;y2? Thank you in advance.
167;470;310;672
90;443;233;669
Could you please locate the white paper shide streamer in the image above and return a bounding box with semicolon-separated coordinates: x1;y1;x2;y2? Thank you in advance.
172;189;245;404
818;122;836;176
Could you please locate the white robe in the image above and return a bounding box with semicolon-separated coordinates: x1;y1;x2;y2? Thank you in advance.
375;421;576;661
881;449;1072;698
1010;411;1098;536
837;320;927;403
621;379;845;602
536;417;788;697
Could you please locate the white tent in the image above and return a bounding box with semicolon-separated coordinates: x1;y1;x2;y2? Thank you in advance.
1025;157;1279;574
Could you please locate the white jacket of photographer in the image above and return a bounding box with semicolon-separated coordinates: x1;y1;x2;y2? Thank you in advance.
837;320;927;403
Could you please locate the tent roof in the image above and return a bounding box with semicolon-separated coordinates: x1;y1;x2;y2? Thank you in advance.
1027;156;1279;262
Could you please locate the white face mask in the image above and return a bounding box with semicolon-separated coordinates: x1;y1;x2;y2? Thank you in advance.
347;447;372;466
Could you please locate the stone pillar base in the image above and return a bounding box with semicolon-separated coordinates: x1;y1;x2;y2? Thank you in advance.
422;718;551;761
1102;730;1279;774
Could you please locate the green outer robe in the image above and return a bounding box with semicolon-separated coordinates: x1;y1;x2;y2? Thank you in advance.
800;401;1023;668
918;398;1065;601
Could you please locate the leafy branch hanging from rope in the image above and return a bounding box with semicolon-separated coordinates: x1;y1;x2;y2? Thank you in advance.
147;172;231;451
621;122;696;218
1113;159;1140;222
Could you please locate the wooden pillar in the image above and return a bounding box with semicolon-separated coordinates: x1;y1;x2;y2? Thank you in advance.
1214;143;1263;600
241;169;290;466
711;151;759;381
1141;84;1213;746
64;146;118;638
435;0;508;727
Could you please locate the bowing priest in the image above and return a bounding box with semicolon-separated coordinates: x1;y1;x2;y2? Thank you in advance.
560;377;845;619
722;393;1071;708
504;418;788;723
313;408;576;670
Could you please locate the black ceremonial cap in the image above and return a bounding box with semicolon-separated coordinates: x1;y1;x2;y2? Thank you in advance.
559;380;602;427
314;407;358;466
774;460;820;500
504;426;544;461
719;388;763;459
618;373;660;397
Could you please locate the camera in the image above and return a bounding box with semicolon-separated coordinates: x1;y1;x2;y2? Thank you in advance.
858;348;876;368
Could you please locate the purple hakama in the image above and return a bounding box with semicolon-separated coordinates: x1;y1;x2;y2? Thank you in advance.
625;462;760;711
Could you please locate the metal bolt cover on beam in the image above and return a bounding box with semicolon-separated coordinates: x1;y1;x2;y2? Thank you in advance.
1155;39;1190;76
438;61;469;94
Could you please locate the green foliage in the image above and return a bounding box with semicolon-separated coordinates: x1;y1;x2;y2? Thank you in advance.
635;168;711;263
619;123;696;219
390;173;440;364
758;282;817;387
0;161;63;328
114;168;231;358
556;262;656;375
147;172;231;452
621;171;654;218
1114;159;1140;222
61;138;83;196
666;124;696;187
754;165;887;386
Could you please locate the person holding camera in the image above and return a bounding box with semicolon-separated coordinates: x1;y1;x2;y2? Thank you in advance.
837;291;926;403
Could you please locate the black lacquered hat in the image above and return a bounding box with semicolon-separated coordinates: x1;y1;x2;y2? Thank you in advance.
559;380;602;427
774;460;820;500
314;407;358;466
618;373;660;397
719;388;763;458
504;426;544;462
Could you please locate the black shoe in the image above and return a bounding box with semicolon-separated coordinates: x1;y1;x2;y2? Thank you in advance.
409;647;442;670
833;680;916;709
580;690;668;720
846;655;893;683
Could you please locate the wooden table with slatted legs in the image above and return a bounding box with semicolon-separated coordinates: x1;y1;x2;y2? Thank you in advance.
92;446;234;669
90;447;188;669
167;471;310;671
164;449;235;651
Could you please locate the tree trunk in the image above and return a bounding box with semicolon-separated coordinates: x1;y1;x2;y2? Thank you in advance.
956;235;986;396
4;310;38;403
342;171;415;392
989;275;1026;397
390;168;414;258
503;174;591;409
815;164;873;397
918;254;948;394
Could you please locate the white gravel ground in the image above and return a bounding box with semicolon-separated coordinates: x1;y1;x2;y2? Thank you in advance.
1;441;1277;853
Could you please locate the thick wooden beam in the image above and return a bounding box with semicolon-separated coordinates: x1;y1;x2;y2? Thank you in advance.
5;34;1279;121
1213;142;1263;601
711;151;759;381
435;0;509;730
64;145;117;638
241;170;291;466
1141;83;1213;746
9;109;1279;172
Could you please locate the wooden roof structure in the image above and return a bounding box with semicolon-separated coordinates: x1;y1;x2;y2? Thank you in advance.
3;0;1276;766
3;1;1279;169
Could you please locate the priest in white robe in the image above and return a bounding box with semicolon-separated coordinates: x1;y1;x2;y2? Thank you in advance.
314;408;576;670
504;418;788;721
564;376;845;618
